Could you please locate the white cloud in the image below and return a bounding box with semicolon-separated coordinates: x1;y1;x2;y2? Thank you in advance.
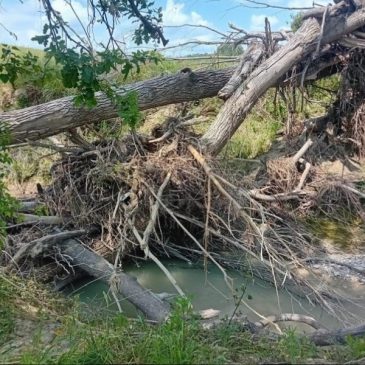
162;0;209;26
0;0;43;46
250;14;279;30
0;0;89;47
52;0;88;25
158;0;215;55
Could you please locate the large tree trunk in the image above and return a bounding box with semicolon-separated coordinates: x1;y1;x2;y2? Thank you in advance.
2;67;234;143
201;6;365;155
1;55;340;145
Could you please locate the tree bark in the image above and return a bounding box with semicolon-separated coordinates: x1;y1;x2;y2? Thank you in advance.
218;43;264;100
2;68;234;143
59;239;170;322
1;53;342;145
201;8;365;155
309;324;365;346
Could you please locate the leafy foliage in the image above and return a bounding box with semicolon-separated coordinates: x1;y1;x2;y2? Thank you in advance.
29;0;165;129
346;335;365;359
0;124;18;248
290;13;303;32
0;45;41;88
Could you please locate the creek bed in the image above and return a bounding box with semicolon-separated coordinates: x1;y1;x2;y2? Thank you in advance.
64;259;365;331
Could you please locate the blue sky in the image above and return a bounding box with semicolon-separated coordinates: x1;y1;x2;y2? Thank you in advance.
0;0;329;55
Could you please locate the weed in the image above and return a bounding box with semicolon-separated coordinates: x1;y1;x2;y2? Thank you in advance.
346;335;365;359
137;297;203;364
278;329;317;363
34;204;49;216
0;279;15;345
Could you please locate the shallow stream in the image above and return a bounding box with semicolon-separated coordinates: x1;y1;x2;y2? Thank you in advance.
64;259;365;331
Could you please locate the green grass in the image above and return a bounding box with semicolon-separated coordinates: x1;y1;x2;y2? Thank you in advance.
1;273;365;364
0;278;16;345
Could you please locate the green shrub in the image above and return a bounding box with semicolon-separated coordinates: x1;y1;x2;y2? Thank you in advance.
0;124;18;248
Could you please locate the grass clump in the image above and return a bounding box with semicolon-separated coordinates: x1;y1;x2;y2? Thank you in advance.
0;276;16;345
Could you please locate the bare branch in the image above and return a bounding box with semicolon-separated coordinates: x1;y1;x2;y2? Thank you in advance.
164;23;228;38
239;0;314;10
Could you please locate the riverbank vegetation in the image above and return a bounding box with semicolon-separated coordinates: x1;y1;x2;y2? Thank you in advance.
2;0;365;363
1;274;365;364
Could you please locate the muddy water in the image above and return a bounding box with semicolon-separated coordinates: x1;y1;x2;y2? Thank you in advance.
64;259;365;331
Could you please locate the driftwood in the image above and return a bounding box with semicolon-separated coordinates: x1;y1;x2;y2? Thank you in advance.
254;313;324;330
21;214;62;225
252;318;365;347
7;229;86;271
6;214;63;231
202;312;365;347
17;200;39;213
59;239;170;322
310;324;365;346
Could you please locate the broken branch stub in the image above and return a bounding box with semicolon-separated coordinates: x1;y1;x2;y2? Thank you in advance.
218;42;265;100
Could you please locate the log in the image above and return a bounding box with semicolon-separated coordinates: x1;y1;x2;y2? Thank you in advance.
201;6;365;155
7;229;86;271
214;315;365;347
1;53;344;145
6;214;63;230
310;324;365;346
17;200;39;213
2;68;234;143
59;239;170;322
218;43;264;100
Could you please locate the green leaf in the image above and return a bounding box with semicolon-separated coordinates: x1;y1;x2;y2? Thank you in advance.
61;64;79;88
0;74;9;83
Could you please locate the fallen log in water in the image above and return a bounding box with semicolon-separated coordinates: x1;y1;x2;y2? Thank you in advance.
59;239;170;322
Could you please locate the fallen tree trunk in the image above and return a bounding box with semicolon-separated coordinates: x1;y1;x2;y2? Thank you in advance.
59;239;170;322
7;230;86;271
201;4;365;155
2;67;234;143
309;324;365;346
1;50;344;145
